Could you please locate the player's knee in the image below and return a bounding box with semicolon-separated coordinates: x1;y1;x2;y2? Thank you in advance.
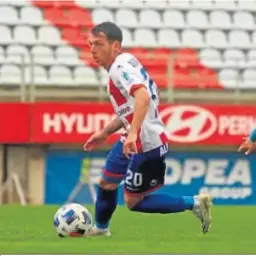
98;178;118;191
124;194;144;210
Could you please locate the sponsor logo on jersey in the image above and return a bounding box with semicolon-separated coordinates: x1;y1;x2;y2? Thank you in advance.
117;106;131;117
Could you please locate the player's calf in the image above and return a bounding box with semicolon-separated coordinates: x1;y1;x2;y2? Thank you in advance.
94;178;119;231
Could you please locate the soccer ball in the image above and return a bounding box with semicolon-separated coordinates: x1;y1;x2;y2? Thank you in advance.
53;203;93;237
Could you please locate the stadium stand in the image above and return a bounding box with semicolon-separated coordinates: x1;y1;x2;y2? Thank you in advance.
0;0;256;102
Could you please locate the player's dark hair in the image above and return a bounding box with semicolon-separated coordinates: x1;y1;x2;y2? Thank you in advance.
91;22;123;44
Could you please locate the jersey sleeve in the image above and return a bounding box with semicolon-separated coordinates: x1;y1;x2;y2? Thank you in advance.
110;61;148;97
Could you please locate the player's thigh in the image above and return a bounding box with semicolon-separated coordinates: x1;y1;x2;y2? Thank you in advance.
100;140;129;189
124;154;166;204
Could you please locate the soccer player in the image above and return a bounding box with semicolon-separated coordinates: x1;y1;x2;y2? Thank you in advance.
238;129;256;155
84;22;212;237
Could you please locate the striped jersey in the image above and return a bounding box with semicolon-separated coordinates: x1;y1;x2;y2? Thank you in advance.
107;52;168;152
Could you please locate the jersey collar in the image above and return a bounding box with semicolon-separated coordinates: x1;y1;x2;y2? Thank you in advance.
107;52;122;72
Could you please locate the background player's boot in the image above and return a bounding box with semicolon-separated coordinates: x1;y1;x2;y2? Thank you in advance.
85;226;111;237
192;193;212;233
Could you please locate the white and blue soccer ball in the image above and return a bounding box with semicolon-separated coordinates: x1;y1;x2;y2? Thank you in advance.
53;203;93;237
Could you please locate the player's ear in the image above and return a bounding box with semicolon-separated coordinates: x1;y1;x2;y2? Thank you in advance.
112;40;121;53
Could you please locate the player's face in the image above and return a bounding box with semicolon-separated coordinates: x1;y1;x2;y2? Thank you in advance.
89;33;119;68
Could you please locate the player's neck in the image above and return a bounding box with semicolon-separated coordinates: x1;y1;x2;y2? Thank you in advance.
105;52;121;71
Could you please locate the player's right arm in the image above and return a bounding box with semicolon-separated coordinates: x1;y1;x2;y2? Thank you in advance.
103;117;123;135
238;128;256;155
84;117;123;151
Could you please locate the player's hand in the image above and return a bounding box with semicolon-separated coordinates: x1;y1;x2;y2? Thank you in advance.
238;137;256;155
123;132;138;159
83;131;108;151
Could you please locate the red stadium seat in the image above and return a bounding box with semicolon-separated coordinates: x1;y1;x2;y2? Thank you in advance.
151;48;172;68
126;48;157;68
44;8;69;27
53;1;76;8
146;66;165;76
62;27;88;48
67;8;93;28
152;48;172;60
127;47;148;55
126;48;171;70
32;0;76;8
150;72;167;88
174;48;200;68
153;48;172;55
173;68;196;88
32;0;55;8
126;47;149;62
192;66;222;89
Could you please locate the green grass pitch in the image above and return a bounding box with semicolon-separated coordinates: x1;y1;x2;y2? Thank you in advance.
0;205;254;254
